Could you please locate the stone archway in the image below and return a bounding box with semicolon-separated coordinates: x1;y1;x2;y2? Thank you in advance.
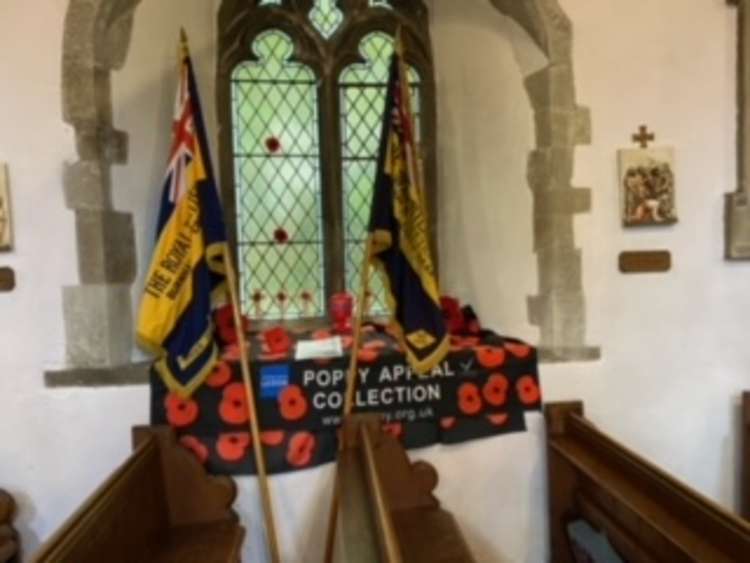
50;0;597;387
490;0;599;362
47;0;146;386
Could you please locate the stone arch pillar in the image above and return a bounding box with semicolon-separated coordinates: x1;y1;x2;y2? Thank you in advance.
490;0;599;362
47;0;147;385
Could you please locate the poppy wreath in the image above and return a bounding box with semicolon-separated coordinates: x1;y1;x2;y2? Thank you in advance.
286;432;316;468
164;392;200;428
516;375;541;406
457;382;483;415
179;435;209;464
278;385;309;421
217;432;251;463
219;383;249;425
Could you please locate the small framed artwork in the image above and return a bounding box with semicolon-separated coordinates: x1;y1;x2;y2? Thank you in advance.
0;164;12;250
618;147;677;227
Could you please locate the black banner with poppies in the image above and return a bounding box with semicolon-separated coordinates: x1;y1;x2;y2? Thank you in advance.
150;327;541;475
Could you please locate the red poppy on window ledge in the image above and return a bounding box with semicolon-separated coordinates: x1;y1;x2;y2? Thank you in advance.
265;136;281;153
273;228;289;244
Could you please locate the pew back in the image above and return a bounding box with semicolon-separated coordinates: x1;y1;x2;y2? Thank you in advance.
546;401;750;563
32;427;243;563
332;415;475;563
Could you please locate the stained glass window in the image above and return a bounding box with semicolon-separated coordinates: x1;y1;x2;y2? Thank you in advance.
231;31;324;320
309;0;344;38
339;32;421;315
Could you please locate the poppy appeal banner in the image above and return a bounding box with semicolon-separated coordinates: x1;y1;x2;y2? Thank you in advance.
151;328;542;475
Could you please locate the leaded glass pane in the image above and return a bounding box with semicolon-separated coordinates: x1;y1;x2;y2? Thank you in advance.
339;32;421;316
259;0;282;5
309;0;344;39
231;30;324;320
369;0;391;8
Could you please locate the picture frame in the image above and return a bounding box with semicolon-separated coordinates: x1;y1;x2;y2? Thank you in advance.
618;147;677;227
0;163;12;251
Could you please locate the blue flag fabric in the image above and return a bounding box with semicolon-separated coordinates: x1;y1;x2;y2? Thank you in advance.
137;37;228;398
368;52;449;374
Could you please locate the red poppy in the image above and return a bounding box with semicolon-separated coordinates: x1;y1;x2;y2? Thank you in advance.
206;360;232;388
440;416;457;430
382;422;404;440
505;342;532;359
287;432;316;467
219;383;249;425
516;375;541;405
261;430;286;447
263;326;292;354
487;413;509;426
222;344;242;361
457;382;482;416
278;385;309;421
482;373;509;407
312;328;332;340
273;228;289;244
357;346;380;364
179;435;209;464
164;393;199;428
476;346;506;369
217;432;251;463
265;136;282;153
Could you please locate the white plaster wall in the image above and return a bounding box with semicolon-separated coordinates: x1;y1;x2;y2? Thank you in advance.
0;0;747;562
0;0;149;556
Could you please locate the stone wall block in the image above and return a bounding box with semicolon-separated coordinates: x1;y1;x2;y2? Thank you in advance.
63;284;133;367
527;148;574;192
573;106;592;145
535;247;583;292
533;213;575;252
75;209;136;284
534;108;578;148
75;126;128;164
63;160;112;210
527;290;585;348
94;0;141;70
534;188;591;215
537;0;573;64
524;63;576;110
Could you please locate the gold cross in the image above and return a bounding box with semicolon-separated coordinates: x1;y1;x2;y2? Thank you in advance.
632;125;655;149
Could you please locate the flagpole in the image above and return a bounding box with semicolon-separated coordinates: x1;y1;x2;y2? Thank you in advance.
223;245;282;563
323;234;373;562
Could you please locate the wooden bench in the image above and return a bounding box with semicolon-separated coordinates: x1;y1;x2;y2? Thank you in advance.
546;401;750;562
0;490;18;563
330;414;475;563
32;426;244;563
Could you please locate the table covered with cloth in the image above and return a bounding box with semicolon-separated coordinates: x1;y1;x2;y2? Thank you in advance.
150;326;542;475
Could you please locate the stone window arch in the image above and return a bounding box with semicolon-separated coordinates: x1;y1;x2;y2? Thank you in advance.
51;0;597;389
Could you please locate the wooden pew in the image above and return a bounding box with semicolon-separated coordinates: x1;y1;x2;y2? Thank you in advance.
546;401;750;563
0;490;18;563
742;391;750;521
331;414;475;563
32;427;244;563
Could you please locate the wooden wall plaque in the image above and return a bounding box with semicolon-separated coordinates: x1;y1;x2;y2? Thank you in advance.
619;251;671;273
0;267;15;292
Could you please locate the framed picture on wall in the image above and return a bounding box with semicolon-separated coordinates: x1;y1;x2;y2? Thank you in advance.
618;147;677;227
0;164;12;251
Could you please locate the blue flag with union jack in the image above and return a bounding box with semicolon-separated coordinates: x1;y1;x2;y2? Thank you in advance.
137;34;228;398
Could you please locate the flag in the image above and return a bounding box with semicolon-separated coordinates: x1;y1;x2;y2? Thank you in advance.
368;43;449;374
137;32;228;398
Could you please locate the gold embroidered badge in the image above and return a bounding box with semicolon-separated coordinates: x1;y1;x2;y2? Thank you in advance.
406;329;436;350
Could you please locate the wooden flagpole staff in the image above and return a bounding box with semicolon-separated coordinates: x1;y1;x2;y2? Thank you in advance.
223;246;282;563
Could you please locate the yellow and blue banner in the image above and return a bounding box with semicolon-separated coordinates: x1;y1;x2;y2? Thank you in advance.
137;34;228;398
369;46;449;374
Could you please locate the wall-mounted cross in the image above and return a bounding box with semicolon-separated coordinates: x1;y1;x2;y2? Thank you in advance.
631;125;655;149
